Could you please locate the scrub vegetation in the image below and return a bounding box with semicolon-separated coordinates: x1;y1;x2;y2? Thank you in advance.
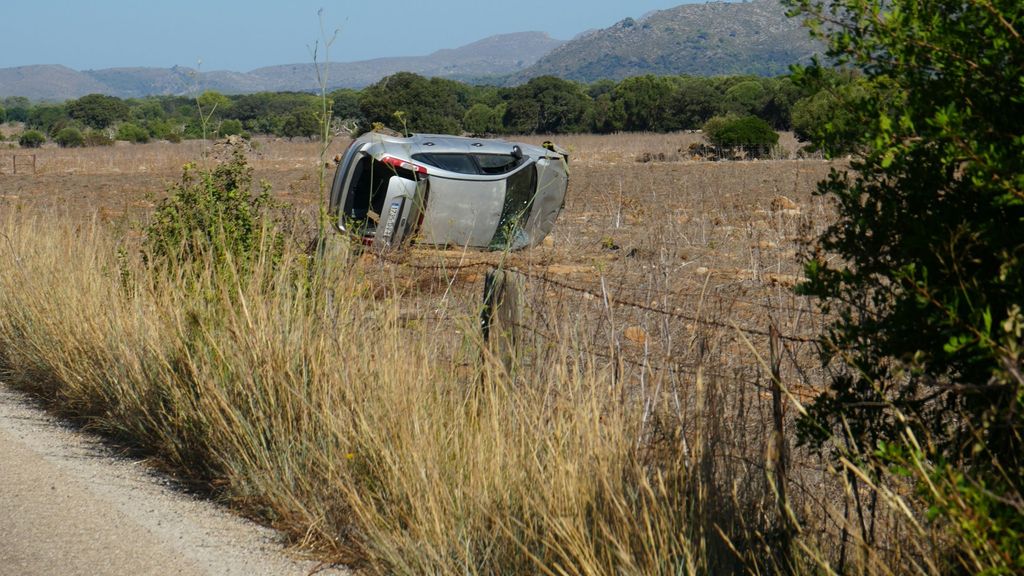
0;0;1020;574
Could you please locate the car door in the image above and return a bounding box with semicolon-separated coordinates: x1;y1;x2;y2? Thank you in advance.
417;175;506;248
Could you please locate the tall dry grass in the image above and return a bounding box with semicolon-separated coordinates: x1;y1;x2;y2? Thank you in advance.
0;214;726;573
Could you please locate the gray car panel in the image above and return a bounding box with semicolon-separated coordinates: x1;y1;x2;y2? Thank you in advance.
418;177;506;246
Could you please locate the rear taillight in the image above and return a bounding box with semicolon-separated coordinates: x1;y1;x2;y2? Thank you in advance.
380;155;427;175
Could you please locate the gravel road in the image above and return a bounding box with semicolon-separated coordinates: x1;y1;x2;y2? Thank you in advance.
0;384;348;576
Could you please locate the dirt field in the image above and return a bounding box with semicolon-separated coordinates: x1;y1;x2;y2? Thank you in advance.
0;132;838;382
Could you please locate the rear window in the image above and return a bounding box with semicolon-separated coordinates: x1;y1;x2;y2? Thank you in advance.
412;153;523;175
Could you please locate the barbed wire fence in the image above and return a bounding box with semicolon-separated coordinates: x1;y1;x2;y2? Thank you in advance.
363;250;846;554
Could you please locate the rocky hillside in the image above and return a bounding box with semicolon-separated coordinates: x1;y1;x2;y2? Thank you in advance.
250;32;565;91
0;32;564;101
512;0;820;83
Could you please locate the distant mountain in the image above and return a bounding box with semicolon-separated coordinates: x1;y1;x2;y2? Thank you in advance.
512;0;820;83
0;32;565;101
250;32;566;91
0;65;111;101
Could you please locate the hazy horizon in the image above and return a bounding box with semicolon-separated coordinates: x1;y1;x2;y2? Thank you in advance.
1;0;707;72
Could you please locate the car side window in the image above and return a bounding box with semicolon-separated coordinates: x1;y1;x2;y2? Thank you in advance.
474;154;521;175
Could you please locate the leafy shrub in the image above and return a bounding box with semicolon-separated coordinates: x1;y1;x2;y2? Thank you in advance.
702;115;779;157
116;123;150;143
218;119;243;137
18;130;45;148
143;143;281;281
54;127;84;148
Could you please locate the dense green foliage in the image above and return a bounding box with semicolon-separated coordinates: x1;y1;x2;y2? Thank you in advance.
18;130;45;148
789;0;1024;571
0;70;863;143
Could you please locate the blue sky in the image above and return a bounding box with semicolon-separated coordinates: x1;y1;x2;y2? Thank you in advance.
0;0;703;71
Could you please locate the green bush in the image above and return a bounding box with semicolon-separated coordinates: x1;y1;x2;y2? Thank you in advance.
702;114;778;155
218;119;243;137
116;123;149;143
54;127;84;148
143;143;281;281
18;130;45;148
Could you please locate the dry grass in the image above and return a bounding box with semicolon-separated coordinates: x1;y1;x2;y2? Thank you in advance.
0;134;950;574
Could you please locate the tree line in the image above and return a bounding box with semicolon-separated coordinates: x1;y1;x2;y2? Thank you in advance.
1;70;862;153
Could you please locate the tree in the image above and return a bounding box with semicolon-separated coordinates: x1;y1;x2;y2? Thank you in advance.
26;104;68;136
280;108;319;139
359;72;466;134
669;77;720;129
503;76;590;134
196;91;231;119
462;103;502;135
722;79;769;117
66;94;128;129
611;75;678;132
329;88;362;121
18;130;45;148
586;93;624;134
788;0;1024;569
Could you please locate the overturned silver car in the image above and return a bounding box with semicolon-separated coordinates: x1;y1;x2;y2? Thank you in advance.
328;133;569;250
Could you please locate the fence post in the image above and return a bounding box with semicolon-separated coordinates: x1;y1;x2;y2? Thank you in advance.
480;268;524;376
769;324;796;574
